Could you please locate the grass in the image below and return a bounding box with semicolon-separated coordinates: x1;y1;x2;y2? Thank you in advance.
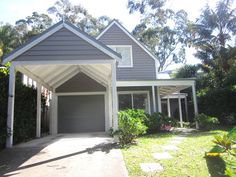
121;129;235;177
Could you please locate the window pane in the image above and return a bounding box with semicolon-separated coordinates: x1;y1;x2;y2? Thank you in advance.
133;94;149;113
118;94;132;110
116;47;131;66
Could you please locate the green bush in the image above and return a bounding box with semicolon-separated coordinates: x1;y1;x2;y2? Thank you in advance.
198;88;236;125
195;113;219;130
116;109;147;145
144;112;177;133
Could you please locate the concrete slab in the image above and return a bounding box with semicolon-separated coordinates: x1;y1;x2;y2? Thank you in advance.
140;163;164;172
153;152;173;160
162;145;178;151
0;133;128;177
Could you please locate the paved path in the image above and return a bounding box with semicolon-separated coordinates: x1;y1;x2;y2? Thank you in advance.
140;128;197;173
0;133;128;177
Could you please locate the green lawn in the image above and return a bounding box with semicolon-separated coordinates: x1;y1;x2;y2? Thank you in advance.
121;130;235;177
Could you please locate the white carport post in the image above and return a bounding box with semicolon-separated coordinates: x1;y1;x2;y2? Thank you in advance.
6;65;16;148
36;83;42;138
192;82;199;129
152;86;156;112
111;61;118;130
167;95;171;117
157;86;162;113
184;95;189;122
178;92;183;128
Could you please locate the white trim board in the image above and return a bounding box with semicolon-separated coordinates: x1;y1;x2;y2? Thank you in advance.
56;92;106;96
3;22;121;65
117;80;195;87
96;20;160;78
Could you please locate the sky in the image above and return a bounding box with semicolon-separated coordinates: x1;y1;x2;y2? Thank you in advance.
1;0;236;70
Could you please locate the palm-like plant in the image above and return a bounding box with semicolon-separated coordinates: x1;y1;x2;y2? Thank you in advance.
192;0;236;72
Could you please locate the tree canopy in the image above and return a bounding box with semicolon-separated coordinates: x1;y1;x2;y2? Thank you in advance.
128;0;191;71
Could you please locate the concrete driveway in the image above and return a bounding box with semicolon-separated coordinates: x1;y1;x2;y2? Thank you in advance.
0;133;128;177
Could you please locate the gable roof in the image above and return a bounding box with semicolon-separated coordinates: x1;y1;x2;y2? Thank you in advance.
96;20;160;66
3;21;121;65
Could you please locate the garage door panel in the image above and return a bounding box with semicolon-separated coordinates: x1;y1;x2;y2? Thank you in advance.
58;95;105;133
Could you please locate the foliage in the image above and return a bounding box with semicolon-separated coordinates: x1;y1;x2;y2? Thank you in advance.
207;127;236;176
128;0;191;71
192;0;236;73
195;113;219;130
115;109;147;146
174;64;199;78
144;112;177;133
198;88;236;125
0;68;46;149
47;0;110;36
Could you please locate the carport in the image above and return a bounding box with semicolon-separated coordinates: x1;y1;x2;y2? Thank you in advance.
3;21;121;148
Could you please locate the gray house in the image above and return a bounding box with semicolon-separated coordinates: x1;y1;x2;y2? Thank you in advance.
3;20;198;148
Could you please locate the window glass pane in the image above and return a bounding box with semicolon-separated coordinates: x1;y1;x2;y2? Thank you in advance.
116;47;131;66
118;94;132;110
133;93;149;113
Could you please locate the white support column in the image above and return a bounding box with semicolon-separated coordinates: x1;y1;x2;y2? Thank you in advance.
167;95;171;117
184;96;189;122
105;86;110;131
108;85;113;129
50;92;58;134
178;92;183;128
192;83;199;129
157;86;162;113
111;62;118;130
36;84;42;138
6;65;16;148
152;86;156;112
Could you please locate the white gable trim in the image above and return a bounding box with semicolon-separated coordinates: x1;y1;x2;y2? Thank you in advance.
96;20;160;78
3;22;121;65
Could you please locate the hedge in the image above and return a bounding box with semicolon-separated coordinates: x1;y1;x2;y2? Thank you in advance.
198;88;236;125
0;71;42;149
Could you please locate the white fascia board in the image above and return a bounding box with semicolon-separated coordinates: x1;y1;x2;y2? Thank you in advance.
56;92;106;96
116;80;195;87
12;60;114;66
96;21;160;68
16;66;53;90
3;24;64;64
63;23;121;62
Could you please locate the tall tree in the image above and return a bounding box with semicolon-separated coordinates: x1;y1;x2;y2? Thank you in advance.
192;0;236;73
128;0;191;71
15;12;53;44
48;0;110;36
0;23;20;63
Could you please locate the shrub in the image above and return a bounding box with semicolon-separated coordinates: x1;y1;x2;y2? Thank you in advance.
115;109;147;145
198;88;236;125
144;112;177;133
195;113;219;130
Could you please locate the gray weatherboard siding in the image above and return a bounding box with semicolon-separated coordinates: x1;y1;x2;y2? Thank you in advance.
56;72;106;92
15;27;114;61
98;24;157;81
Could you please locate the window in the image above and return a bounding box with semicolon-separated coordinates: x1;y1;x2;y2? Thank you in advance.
109;45;133;67
118;91;150;113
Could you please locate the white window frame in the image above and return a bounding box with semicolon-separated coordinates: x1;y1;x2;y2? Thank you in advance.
118;91;151;114
108;45;133;68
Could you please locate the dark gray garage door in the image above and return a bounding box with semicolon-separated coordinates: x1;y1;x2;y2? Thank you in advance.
58;95;105;133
